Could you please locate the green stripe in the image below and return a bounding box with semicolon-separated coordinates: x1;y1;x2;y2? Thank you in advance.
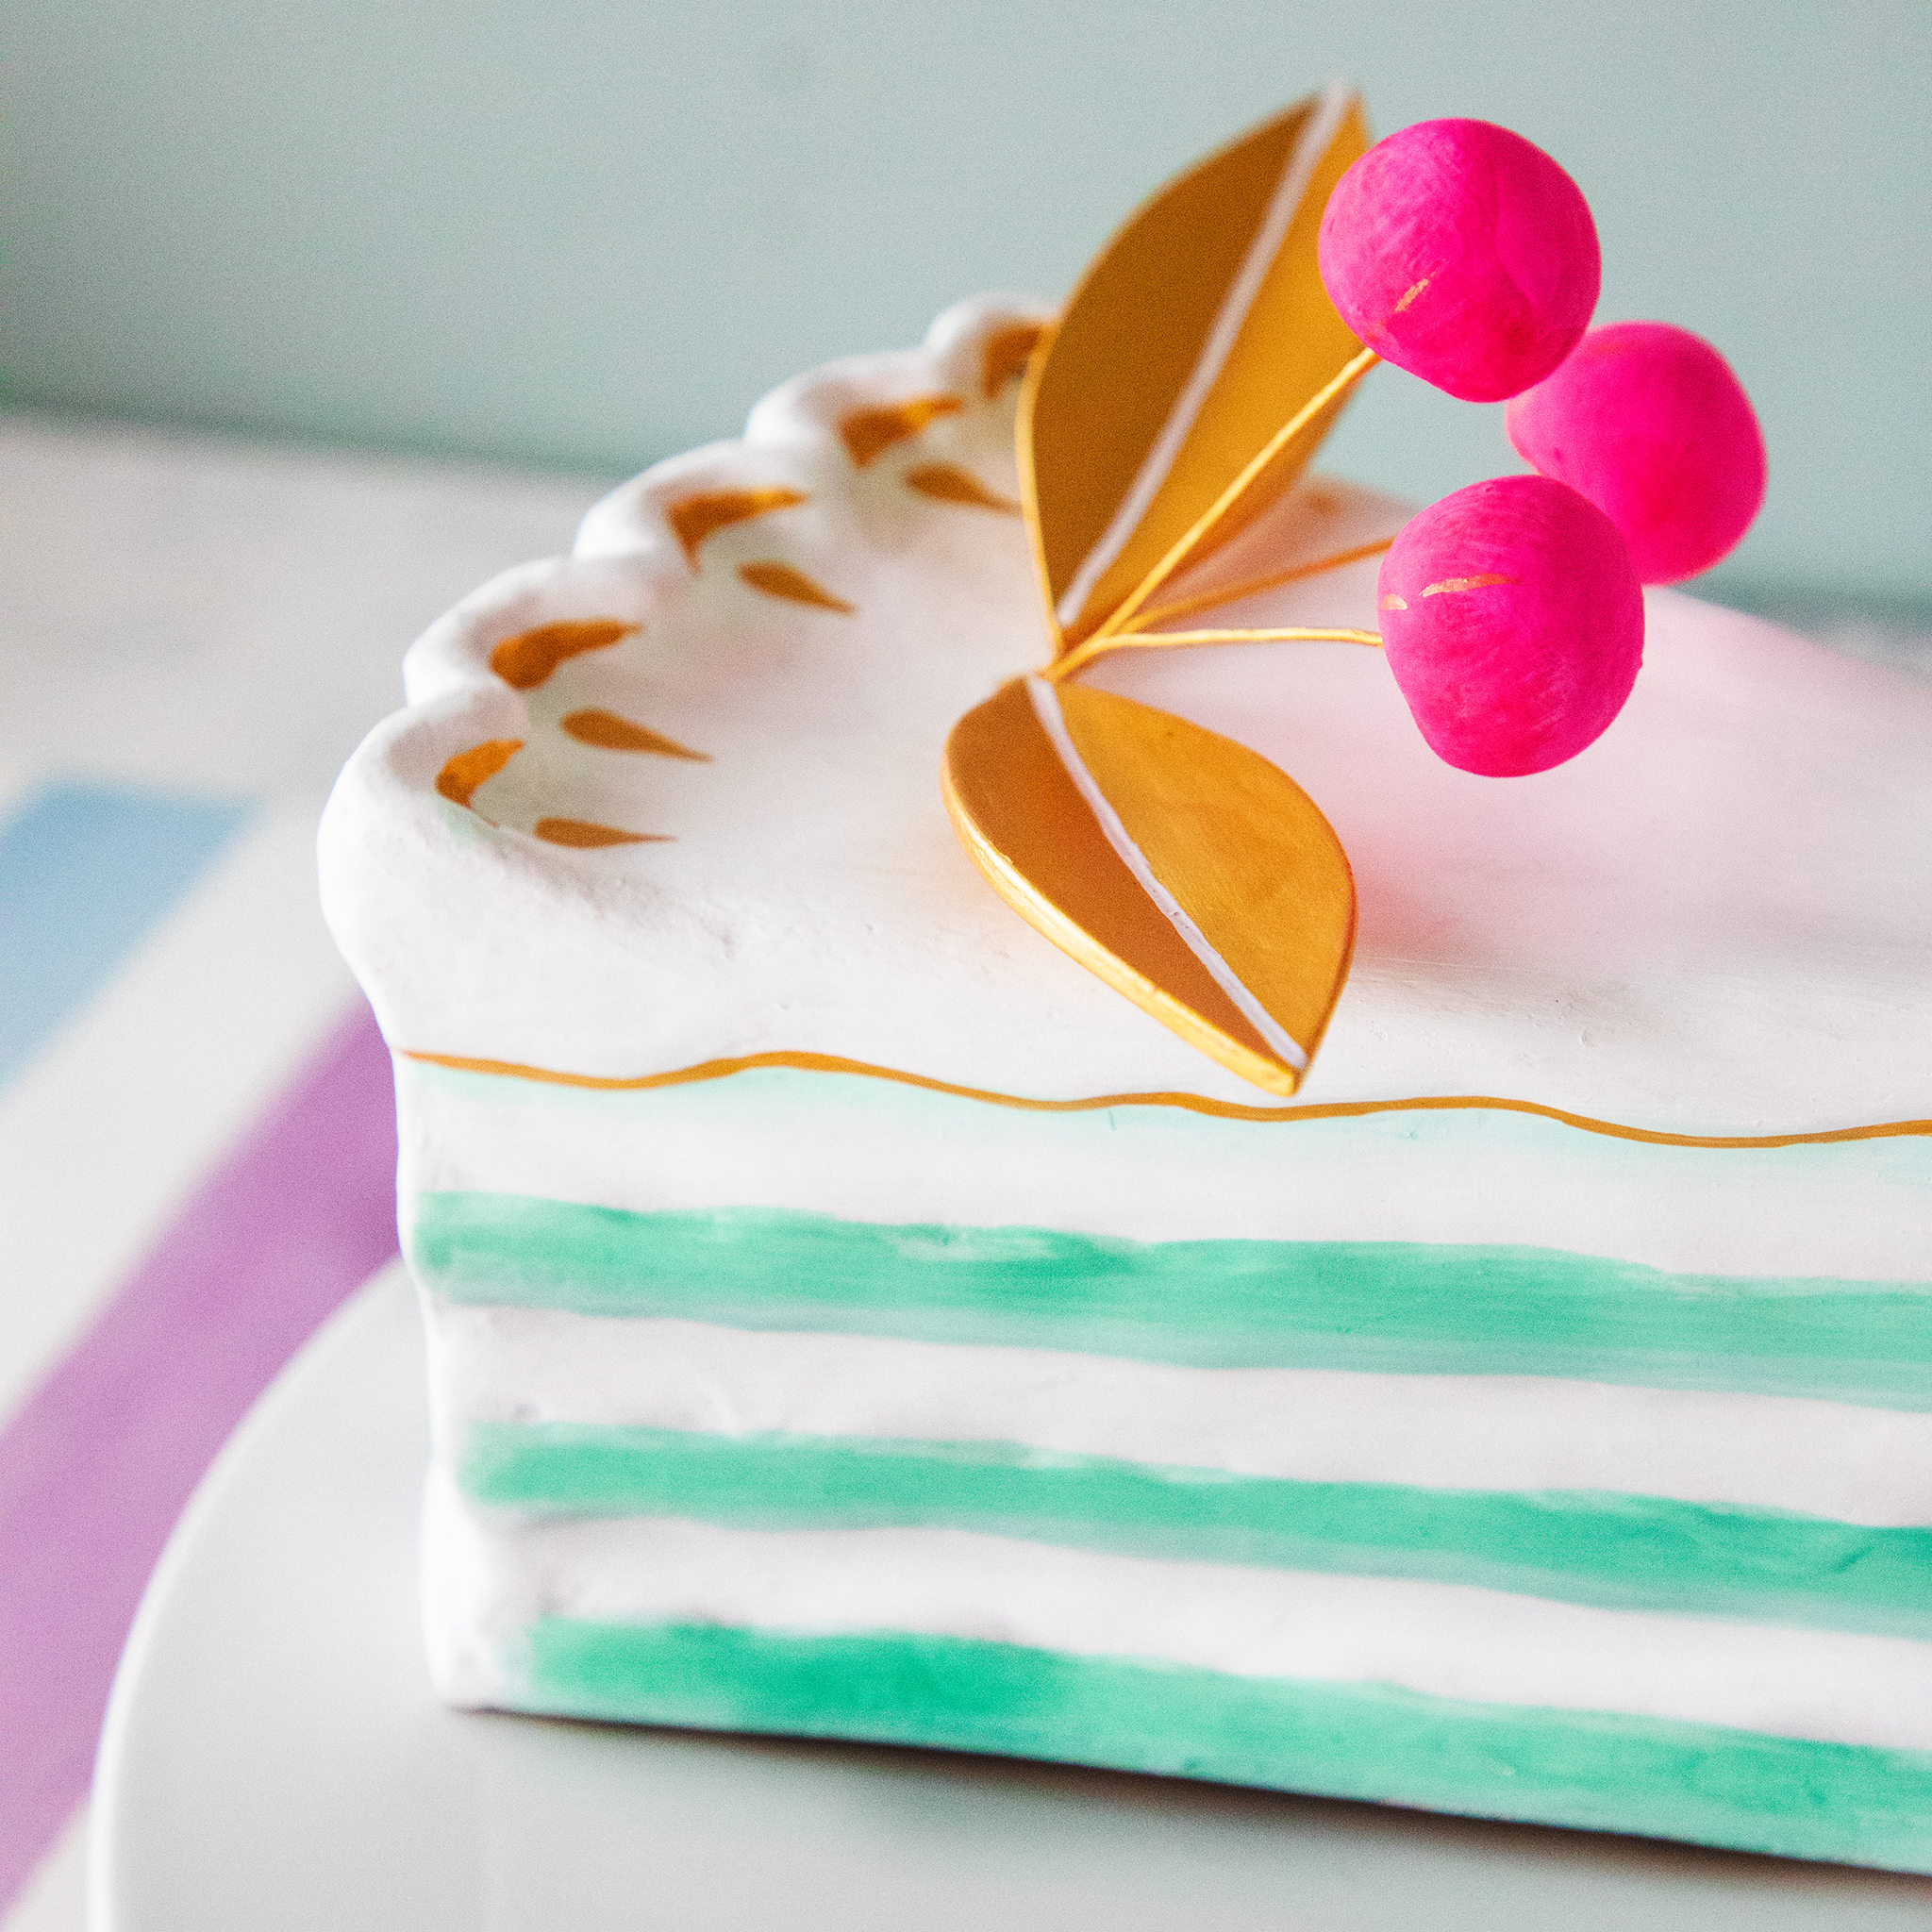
412;1194;1932;1407
518;1620;1932;1872
464;1422;1932;1639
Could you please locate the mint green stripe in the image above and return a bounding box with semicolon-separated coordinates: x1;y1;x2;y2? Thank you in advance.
519;1620;1932;1872
412;1194;1932;1407
464;1423;1932;1640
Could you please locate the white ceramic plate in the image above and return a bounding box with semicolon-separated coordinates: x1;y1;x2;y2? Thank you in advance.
90;1264;1932;1930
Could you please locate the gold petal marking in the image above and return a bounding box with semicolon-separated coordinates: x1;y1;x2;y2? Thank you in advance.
436;739;523;808
737;561;856;612
531;817;666;848
1422;575;1516;597
840;394;965;467
559;709;711;759
1391;275;1431;314
490;620;637;691
903;463;1023;515
667;488;808;567
943;676;1355;1096
1381;593;1409;610
399;1048;1932;1149
981;322;1048;398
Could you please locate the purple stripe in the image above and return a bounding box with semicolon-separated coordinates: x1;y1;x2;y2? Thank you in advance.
0;1005;399;1907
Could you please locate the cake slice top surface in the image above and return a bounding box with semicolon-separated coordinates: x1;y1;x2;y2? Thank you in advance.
319;295;1932;1137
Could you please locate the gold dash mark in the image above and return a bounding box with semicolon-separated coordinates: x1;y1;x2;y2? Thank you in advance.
1421;575;1516;597
904;463;1023;515
981;322;1048;397
532;818;666;848
1391;276;1431;314
738;561;856;612
1380;593;1408;611
436;739;523;808
667;488;808;567
560;709;711;759
840;394;964;467
490;620;637;690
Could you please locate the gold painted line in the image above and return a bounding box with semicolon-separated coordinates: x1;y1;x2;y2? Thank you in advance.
1117;537;1398;633
398;1048;1932;1149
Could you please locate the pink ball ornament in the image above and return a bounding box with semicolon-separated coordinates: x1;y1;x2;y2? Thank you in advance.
1377;475;1643;776
1506;322;1766;583
1318;120;1600;402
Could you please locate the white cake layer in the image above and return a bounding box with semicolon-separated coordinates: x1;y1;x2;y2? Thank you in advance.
319;295;1932;1133
396;1058;1932;1282
424;1304;1932;1526
420;1483;1932;1753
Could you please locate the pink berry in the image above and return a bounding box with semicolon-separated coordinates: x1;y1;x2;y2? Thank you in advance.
1377;475;1642;776
1506;322;1767;584
1318;120;1600;402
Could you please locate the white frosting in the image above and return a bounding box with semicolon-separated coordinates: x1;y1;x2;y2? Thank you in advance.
325;300;1932;1775
422;1491;1932;1753
426;1304;1932;1525
319;295;1932;1133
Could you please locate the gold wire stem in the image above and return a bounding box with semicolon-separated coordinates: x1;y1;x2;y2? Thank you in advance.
1116;535;1398;635
1072;343;1381;651
1044;625;1382;683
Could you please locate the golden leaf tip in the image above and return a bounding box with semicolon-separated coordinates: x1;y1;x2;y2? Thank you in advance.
737;561;856;612
559;709;710;760
436;739;523;808
840;395;966;468
490;620;638;691
904;463;1023;515
532;817;667;848
667;488;808;566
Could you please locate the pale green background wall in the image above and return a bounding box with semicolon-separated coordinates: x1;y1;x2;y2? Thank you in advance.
10;0;1927;601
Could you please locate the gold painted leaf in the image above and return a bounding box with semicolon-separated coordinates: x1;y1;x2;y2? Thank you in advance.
904;463;1022;515
738;561;856;612
436;739;523;808
667;488;808;566
840;395;965;467
533;817;666;848
560;708;710;759
1023;86;1370;650
942;678;1354;1096
491;620;638;690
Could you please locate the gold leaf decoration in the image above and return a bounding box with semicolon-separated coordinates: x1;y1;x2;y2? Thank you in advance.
436;739;523;808
533;817;666;848
560;708;711;759
904;463;1023;515
942;678;1355;1097
1022;85;1371;652
982;322;1048;398
840;395;965;468
491;620;638;691
737;561;856;612
668;488;808;566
